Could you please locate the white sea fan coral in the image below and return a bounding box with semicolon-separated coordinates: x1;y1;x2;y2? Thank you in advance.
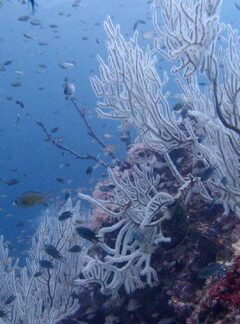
0;199;86;324
77;157;189;296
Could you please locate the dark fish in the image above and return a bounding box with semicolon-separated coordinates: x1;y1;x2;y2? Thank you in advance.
198;263;226;279
221;176;228;186
65;192;70;201
51;127;59;133
5;295;16;305
0;310;7;318
99;184;116;192
15;100;25;108
3;60;12;66
39;259;54;269
16;221;24;227
172;103;184;111
82;36;88;41
75;227;99;242
23;33;34;40
49;24;58;29
197;134;205;143
38;64;47;69
38;42;48;46
58;211;72;221
33;271;43;277
69;245;82;253
199;165;217;182
120;134;130;143
0;178;19;185
44;244;65;262
96;38;100;44
56;177;65;184
133;19;146;31
18;15;31;22
86;166;93;175
11;81;22;87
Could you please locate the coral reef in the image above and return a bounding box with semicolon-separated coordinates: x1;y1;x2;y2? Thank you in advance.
1;0;240;322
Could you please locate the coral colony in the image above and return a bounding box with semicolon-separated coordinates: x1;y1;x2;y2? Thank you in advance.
1;0;240;322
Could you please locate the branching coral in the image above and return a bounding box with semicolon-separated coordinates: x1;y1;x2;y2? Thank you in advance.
77;157;193;296
0;199;86;324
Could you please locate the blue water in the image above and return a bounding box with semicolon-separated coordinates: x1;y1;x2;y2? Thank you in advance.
0;0;154;258
0;0;237;258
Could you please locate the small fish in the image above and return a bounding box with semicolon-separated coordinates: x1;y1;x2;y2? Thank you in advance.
49;24;58;29
5;295;16;305
198;263;226;279
0;310;7;318
11;81;22;87
44;244;65;262
199;165;217;182
96;38;100;44
59;61;75;69
33;271;43;277
221;176;228;186
69;245;82;253
82;36;88;41
0;65;5;72
75;227;99;242
39;259;54;269
103;133;113;139
13;191;51;208
15;100;24;108
65;192;70;201
16;221;24;227
18;15;31;22
58;211;72;221
23;33;34;40
99;184;116;192
38;41;48;46
31;19;41;26
38;64;47;69
3;60;12;66
85;166;93;175
15;70;24;75
51;127;59;133
64;82;76;99
0;178;19;185
56;177;65;184
133;19;146;31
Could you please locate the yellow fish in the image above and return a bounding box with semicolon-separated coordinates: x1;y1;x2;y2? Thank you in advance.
13;191;52;208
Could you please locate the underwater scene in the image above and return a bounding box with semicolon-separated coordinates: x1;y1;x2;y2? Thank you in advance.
0;0;240;323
